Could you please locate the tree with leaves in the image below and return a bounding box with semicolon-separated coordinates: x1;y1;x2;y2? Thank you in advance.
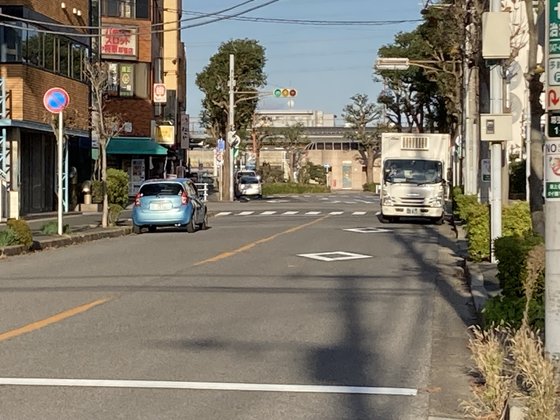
84;60;123;228
342;94;383;184
196;38;267;200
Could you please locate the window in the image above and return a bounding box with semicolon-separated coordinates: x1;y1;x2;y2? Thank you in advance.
102;0;149;19
1;24;23;62
106;62;148;98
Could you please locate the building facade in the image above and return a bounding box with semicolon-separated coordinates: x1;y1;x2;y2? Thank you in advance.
0;0;91;219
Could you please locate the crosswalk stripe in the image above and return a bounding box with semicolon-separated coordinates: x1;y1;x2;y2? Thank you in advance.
329;211;344;215
305;211;321;215
260;211;277;215
283;211;299;215
352;211;367;215
237;211;254;216
215;212;231;217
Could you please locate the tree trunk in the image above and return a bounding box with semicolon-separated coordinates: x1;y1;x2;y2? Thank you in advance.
101;142;109;228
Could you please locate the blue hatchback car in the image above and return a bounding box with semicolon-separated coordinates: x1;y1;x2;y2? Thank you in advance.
131;178;208;234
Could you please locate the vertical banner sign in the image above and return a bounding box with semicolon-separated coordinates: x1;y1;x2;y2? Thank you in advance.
547;0;560;200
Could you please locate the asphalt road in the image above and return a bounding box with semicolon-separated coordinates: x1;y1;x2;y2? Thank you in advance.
0;193;474;419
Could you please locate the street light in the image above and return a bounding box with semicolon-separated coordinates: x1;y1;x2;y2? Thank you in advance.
374;58;410;71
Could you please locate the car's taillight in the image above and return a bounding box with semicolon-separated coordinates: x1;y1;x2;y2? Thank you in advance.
181;191;189;205
134;192;142;206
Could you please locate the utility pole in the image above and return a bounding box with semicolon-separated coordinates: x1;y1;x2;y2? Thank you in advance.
228;54;235;202
544;0;560;364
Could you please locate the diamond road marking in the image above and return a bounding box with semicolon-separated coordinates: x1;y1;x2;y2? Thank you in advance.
260;211;277;215
352;211;367;215
297;251;373;262
283;211;299;215
237;211;254;216
305;211;321;215
329;211;344;215
344;227;391;233
215;212;231;217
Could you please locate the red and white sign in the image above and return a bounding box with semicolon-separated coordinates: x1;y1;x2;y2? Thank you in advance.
548;87;560;110
153;83;167;104
101;27;137;59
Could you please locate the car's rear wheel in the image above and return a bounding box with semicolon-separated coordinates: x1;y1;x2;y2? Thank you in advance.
198;212;209;230
133;223;141;234
186;216;196;233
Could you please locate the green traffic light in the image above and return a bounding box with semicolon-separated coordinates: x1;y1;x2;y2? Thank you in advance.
273;89;282;97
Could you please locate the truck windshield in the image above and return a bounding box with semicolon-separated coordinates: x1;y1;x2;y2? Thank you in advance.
383;159;442;184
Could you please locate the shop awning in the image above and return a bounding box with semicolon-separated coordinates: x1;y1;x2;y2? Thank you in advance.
106;137;169;156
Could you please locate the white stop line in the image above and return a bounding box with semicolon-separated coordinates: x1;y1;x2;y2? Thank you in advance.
0;378;417;396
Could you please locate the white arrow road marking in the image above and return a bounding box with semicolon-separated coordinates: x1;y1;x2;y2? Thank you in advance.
0;378;417;396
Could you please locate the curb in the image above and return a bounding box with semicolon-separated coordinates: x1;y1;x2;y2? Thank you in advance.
1;226;132;258
465;261;489;314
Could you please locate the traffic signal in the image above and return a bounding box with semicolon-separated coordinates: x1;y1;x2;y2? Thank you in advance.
273;88;297;98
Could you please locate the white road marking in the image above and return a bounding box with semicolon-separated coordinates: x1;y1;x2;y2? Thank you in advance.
0;378;417;396
298;251;372;262
329;211;344;215
283;211;299;215
352;211;367;215
215;212;231;217
344;227;391;233
237;211;255;216
305;211;321;215
260;211;277;215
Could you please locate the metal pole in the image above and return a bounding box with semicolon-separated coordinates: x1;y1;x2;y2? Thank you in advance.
228;54;235;202
489;0;503;263
57;112;63;235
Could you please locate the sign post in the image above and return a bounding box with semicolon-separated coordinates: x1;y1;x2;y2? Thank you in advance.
43;87;70;236
545;0;560;363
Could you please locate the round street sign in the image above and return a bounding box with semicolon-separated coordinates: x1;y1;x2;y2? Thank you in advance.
43;87;70;113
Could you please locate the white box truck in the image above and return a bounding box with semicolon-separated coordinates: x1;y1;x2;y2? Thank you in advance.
380;133;451;224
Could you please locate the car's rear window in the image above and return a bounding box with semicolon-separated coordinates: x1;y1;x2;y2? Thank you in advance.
240;176;259;184
140;183;183;196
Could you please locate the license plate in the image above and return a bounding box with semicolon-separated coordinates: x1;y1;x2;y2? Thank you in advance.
150;201;172;210
406;208;419;215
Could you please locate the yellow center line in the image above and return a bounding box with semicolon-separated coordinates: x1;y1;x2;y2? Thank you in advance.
194;214;330;266
0;297;113;343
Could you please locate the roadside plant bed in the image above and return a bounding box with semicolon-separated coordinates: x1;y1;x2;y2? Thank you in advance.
0;219;33;249
262;182;330;195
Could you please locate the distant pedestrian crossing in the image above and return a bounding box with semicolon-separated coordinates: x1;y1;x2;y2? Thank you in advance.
213;210;377;217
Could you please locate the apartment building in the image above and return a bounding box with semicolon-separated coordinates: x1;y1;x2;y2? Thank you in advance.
99;0;187;194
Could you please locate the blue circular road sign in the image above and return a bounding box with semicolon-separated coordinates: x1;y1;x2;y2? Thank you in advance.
43;87;70;113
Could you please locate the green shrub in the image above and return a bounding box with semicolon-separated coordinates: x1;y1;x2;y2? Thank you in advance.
454;193;480;222
108;204;123;226
494;234;543;294
502;201;532;237
262;182;330;195
107;168;130;207
362;182;379;193
259;162;285;183
465;202;490;262
6;218;33;248
0;229;19;247
297;161;326;184
40;220;70;235
91;180;103;203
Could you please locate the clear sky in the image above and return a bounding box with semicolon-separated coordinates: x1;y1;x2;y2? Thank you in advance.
181;0;423;128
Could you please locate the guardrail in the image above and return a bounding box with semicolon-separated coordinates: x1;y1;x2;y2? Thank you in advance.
195;182;210;202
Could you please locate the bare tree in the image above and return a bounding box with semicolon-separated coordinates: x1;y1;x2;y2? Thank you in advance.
274;123;308;182
342;94;383;184
250;114;273;169
84;60;123;228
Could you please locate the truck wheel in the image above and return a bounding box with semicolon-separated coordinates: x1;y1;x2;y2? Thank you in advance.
379;213;390;223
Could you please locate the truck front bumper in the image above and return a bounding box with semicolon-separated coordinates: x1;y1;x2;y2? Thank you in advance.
381;206;443;218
